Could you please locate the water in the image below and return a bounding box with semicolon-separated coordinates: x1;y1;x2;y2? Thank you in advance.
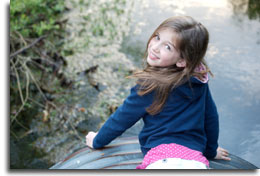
121;0;260;168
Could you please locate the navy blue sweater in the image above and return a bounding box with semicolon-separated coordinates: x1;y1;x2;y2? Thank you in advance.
93;77;219;159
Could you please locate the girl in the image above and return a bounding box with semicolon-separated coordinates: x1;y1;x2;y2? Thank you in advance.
86;16;231;169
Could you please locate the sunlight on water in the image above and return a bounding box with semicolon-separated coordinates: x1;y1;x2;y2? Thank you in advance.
157;0;231;16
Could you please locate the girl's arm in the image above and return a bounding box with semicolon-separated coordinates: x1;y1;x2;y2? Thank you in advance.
204;85;231;161
86;85;152;149
204;84;219;159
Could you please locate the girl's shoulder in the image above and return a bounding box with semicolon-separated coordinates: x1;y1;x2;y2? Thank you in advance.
129;84;155;102
172;77;208;100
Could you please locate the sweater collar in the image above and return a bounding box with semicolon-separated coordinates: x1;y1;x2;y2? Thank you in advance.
192;63;209;84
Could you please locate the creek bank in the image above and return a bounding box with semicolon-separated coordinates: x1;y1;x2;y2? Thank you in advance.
11;0;141;168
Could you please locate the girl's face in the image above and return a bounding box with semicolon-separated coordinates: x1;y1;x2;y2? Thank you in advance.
147;28;185;67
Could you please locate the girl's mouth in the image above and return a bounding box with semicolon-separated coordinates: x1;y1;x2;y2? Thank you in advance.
148;52;159;60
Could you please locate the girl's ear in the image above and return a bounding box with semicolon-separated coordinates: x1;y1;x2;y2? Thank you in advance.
176;59;186;68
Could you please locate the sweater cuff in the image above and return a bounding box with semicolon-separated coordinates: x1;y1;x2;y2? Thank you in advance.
93;136;102;149
204;149;217;159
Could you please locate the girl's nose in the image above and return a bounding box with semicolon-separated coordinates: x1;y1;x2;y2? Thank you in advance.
151;43;160;53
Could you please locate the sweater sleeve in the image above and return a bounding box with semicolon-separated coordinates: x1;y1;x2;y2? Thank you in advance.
203;84;219;159
93;85;152;149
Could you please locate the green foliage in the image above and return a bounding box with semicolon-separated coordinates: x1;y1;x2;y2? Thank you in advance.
247;0;260;20
10;0;67;132
10;0;65;37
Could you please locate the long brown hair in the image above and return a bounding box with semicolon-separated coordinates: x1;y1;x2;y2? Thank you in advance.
128;16;212;115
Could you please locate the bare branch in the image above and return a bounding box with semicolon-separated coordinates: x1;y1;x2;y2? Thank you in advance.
10;59;31;124
13;30;27;46
25;63;48;101
11;59;24;104
10;35;47;59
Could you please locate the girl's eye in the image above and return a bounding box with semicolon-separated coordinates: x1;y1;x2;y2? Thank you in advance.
165;45;171;50
155;35;160;40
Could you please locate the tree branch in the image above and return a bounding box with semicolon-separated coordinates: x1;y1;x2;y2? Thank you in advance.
10;35;47;59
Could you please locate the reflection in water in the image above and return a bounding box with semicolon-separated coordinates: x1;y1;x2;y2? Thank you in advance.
228;0;249;17
229;0;260;20
248;0;260;19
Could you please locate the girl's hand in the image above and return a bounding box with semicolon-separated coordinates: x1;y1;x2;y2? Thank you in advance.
85;131;97;148
214;147;231;161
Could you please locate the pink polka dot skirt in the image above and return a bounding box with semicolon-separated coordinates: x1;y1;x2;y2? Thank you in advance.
136;143;209;169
